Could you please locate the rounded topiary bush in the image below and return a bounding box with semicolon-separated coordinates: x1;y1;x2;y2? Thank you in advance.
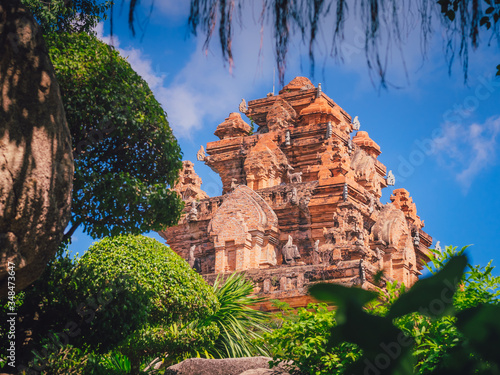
70;235;218;351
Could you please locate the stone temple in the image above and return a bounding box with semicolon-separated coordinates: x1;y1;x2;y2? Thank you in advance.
159;77;432;309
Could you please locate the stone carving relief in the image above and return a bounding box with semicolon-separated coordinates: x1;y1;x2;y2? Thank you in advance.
173;161;209;203
386;170;396;186
244;135;289;190
187;201;198;222
326;121;333;139
197;145;206;161
286;165;303;183
312;239;321;265
435;241;442;252
188;245;202;273
288;187;298;205
323;207;367;248
351;148;381;197
282;235;301;265
239;98;248;113
352;116;361;130
266;98;297;132
372;204;408;248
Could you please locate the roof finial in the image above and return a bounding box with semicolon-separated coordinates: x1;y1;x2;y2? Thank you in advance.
317;83;322;98
386;170;396;186
352;116;361;131
239;98;248;114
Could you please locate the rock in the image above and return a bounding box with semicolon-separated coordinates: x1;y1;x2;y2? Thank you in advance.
239;369;291;375
0;0;73;297
164;356;281;375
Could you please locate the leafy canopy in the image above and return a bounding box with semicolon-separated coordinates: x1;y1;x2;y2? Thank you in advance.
0;235;220;372
45;32;184;239
21;0;111;34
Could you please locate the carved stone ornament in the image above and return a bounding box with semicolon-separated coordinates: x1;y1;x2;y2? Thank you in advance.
282;235;301;264
197;145;206;161
386;170;396;186
239;98;248;113
352;115;361;131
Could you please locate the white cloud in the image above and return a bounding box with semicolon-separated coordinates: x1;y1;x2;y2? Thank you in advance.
95;24;165;91
154;0;190;18
149;21;282;138
432;116;500;191
94;21;280;139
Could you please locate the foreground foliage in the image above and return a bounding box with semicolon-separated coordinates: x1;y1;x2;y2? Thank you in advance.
266;245;500;375
0;236;220;373
72;235;219;352
0;237;272;373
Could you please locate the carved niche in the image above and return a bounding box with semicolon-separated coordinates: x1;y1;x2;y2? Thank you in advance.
266;98;297;132
208;185;279;273
244;135;288;190
372;204;417;285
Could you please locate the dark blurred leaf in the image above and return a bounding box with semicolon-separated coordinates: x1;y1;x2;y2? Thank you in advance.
387;255;467;320
330;305;414;374
427;345;486;375
456;304;500;367
309;283;377;311
374;269;385;285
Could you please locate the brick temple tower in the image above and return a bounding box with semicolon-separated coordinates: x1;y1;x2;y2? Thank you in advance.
159;77;432;309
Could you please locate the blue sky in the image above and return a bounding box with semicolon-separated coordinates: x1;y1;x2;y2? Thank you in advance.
69;1;500;273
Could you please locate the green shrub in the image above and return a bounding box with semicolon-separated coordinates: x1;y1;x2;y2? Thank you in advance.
266;245;500;375
309;246;500;375
120;322;220;366
1;235;219;372
265;303;361;375
70;235;219;352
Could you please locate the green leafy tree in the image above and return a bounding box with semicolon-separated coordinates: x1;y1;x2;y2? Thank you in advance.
71;235;218;350
21;0;111;34
266;246;500;375
120;272;271;368
425;245;500;309
18;0;184;240
45;31;184;239
0;235;219;373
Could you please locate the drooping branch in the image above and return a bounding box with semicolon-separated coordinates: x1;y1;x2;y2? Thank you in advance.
119;0;500;86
